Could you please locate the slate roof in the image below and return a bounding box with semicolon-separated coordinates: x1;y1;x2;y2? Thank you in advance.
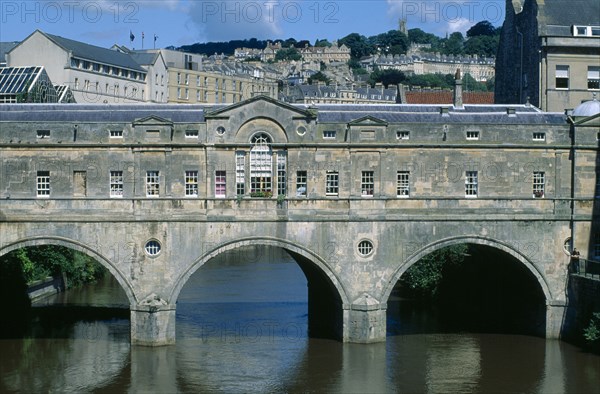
0;42;19;64
0;101;564;125
41;31;146;72
540;0;600;28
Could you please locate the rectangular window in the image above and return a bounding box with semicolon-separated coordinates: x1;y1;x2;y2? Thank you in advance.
146;171;160;197
277;152;287;196
296;171;307;197
37;171;50;197
323;130;336;139
37;130;50;139
465;171;478;197
73;171;86;197
110;130;123;138
466;131;480;140
361;171;374;197
326;171;339;196
185;130;199;138
396;131;410;140
533;171;545;198
555;65;569;89
215;171;226;197
533;132;546;141
236;152;246;196
185;170;199;197
588;66;600;90
110;171;123;197
397;171;410;197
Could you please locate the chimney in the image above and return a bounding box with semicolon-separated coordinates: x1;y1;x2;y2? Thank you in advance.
453;68;464;109
397;84;407;104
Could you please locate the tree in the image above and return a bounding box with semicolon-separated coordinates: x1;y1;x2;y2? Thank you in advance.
339;33;376;60
400;244;468;297
408;28;440;46
307;71;330;85
274;47;302;62
444;32;464;55
314;39;332;47
467;20;498;37
371;30;409;55
464;35;499;58
368;69;406;87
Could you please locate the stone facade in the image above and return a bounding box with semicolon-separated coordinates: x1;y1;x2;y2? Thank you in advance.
1;96;598;345
495;0;600;111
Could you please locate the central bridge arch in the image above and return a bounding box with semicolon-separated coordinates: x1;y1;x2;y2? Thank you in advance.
169;236;350;340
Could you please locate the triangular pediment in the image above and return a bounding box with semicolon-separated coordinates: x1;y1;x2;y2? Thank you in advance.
133;115;173;126
205;95;316;119
348;115;388;126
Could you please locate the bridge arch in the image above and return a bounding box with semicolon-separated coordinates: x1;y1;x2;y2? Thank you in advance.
381;235;553;306
0;236;137;305
169;236;350;308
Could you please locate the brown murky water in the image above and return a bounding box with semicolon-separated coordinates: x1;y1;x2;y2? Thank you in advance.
1;255;598;393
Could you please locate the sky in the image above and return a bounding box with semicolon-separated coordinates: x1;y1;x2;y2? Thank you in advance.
0;0;506;49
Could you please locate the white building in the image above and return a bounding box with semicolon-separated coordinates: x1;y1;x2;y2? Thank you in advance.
6;30;166;104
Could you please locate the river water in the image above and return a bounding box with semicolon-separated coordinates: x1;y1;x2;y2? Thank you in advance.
1;249;599;393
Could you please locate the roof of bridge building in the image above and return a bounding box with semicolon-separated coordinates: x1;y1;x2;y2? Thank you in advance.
0;101;565;125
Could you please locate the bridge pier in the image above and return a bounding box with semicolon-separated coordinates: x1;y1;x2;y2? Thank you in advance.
344;294;387;343
546;301;567;339
131;305;176;346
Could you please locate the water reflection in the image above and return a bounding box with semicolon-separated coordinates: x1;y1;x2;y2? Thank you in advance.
0;321;130;392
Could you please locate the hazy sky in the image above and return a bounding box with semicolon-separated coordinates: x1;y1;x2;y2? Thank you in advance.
1;0;505;49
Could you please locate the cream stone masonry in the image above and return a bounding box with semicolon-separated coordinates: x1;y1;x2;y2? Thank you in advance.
1;96;598;345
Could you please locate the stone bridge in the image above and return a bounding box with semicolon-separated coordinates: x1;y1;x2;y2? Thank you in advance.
1;96;598;345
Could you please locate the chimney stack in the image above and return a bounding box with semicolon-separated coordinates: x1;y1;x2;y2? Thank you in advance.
453;68;464;109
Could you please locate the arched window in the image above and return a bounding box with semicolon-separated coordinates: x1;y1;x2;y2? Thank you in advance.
250;133;273;194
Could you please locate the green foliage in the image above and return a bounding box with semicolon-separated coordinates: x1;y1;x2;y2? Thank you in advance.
467;20;499;37
371;30;409;55
274;47;302;62
339;33;376;60
314;39;332;47
464;35;500;58
584;312;600;342
307;71;331;85
2;246;106;288
368;69;406;87
408;28;440;46
400;244;468;297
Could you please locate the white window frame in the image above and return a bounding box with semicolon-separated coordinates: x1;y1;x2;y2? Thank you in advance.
110;170;124;198
110;130;123;138
465;171;478;198
296;171;307;197
37;171;50;198
396;131;410;140
533;171;545;198
533;132;546;141
397;171;410;197
185;130;199;138
326;171;339;196
215;170;226;198
588;66;600;90
323;130;336;139
555;65;569;89
146;171;160;197
236;152;246;196
361;171;374;197
185;170;199;197
466;131;480;140
277;152;287;196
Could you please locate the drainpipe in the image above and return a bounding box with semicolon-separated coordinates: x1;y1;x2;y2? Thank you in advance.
516;27;524;104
